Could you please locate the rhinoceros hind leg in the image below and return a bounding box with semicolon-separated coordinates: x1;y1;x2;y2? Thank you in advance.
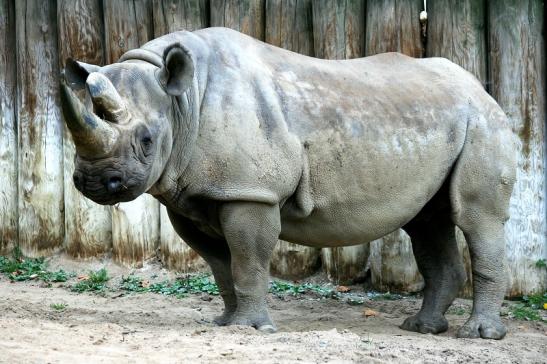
219;201;280;332
401;206;466;335
449;115;515;340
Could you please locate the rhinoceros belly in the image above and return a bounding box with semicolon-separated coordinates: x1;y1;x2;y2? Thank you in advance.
280;118;464;246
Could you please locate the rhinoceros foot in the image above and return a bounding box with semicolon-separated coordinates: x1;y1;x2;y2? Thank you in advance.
399;313;448;334
213;309;235;326
227;309;277;333
456;315;506;340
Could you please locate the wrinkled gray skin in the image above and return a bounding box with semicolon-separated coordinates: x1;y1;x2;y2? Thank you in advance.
61;28;517;339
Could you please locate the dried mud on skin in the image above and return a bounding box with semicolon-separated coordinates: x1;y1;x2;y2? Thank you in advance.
0;257;545;364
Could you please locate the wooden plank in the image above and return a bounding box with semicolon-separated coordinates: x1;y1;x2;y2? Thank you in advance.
57;0;112;259
426;0;488;298
365;0;423;57
365;0;424;292
153;0;209;36
265;0;321;279
488;0;546;296
15;0;64;257
312;0;368;284
210;0;265;40
265;0;314;56
153;0;208;272
312;0;365;59
103;0;161;266
0;0;17;255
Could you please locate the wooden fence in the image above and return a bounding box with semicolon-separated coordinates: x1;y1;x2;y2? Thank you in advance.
0;0;544;296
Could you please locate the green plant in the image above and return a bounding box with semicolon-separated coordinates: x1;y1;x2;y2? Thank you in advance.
50;303;68;311
71;268;109;293
510;304;541;321
0;249;70;283
536;259;546;269
368;292;404;301
269;281;339;299
120;274;219;298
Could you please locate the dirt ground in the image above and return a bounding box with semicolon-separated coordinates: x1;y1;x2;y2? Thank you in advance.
0;256;545;364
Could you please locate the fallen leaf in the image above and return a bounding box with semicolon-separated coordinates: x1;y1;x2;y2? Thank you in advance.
29;274;38;279
141;280;150;288
77;275;89;281
336;285;351;293
363;309;379;318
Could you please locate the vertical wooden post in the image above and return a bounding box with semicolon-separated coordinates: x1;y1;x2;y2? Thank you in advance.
0;0;17;255
312;0;369;284
488;0;546;296
153;0;209;35
57;0;112;259
210;0;265;40
426;0;488;298
15;0;64;257
103;0;160;267
265;0;321;279
365;0;424;293
152;0;208;272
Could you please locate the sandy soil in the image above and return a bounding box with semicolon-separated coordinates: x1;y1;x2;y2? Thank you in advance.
0;256;545;364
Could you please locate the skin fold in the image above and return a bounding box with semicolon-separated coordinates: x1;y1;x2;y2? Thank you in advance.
61;27;517;339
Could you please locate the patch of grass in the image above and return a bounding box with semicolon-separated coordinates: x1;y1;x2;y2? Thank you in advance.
536;259;546;269
269;281;340;299
368;291;404;301
121;274;219;298
0;248;70;283
71;268;109;293
510;304;541;321
447;307;469;316
50;303;68;311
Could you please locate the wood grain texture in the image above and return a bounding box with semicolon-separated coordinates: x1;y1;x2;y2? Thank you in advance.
16;0;64;257
312;0;365;59
265;0;314;56
103;0;154;62
265;0;321;279
488;0;546;296
311;0;368;284
426;0;487;298
0;0;17;255
365;0;422;57
153;0;209;36
104;0;161;266
57;0;112;258
365;0;424;293
153;0;207;272
210;0;265;40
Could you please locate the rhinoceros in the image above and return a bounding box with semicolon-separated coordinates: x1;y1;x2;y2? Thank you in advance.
60;27;516;339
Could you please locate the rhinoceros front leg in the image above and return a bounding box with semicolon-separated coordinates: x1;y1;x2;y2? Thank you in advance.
219;201;281;332
166;209;237;325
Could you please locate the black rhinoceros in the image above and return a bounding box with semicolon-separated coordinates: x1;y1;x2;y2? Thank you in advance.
60;27;516;339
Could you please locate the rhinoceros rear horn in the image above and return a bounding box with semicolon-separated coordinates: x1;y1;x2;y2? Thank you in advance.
158;43;194;96
60;74;119;158
86;73;130;124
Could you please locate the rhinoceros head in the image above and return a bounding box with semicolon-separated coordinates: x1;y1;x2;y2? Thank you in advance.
61;44;194;205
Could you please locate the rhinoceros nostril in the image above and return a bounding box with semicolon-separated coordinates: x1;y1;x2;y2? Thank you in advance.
106;176;122;193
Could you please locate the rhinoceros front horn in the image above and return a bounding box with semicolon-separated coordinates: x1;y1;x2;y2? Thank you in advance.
60;74;119;158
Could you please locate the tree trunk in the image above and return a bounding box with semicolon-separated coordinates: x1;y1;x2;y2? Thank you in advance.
488;0;546;297
57;0;113;259
365;0;424;293
0;0;17;255
103;0;160;267
16;0;64;257
312;0;368;284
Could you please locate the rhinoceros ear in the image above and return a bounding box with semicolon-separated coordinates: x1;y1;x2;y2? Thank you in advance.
64;58;101;91
158;43;194;96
